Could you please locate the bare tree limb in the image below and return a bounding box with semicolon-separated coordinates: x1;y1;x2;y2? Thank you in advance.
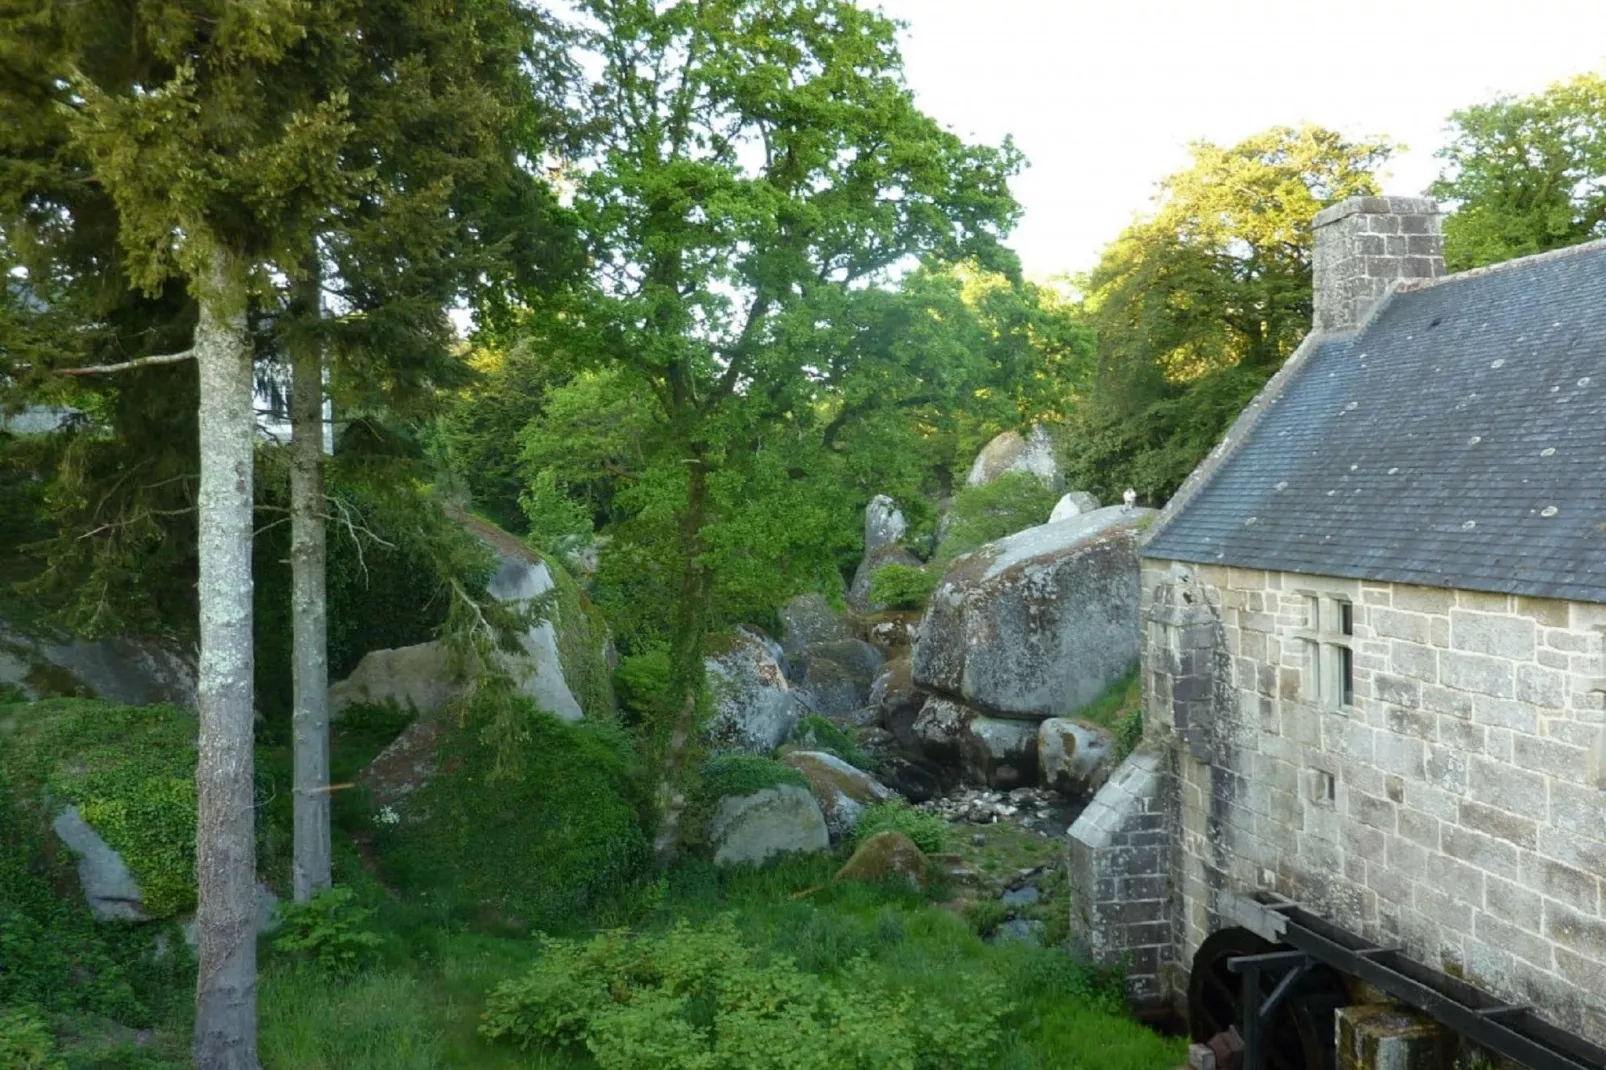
56;349;196;376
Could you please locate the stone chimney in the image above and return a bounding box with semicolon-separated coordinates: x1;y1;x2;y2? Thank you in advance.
1311;196;1445;333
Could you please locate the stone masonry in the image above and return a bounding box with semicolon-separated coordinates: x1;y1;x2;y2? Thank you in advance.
1066;742;1177;1004
1311;196;1444;333
1128;559;1606;1041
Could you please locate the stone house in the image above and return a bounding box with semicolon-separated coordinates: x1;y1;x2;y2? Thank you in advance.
1069;196;1606;1056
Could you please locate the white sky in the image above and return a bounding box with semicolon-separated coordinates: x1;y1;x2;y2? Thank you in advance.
874;0;1606;280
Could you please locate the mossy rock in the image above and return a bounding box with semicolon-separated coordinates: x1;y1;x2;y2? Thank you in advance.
0;699;200;919
835;830;930;889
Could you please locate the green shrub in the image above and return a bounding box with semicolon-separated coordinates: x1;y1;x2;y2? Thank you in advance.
480;916;1009;1070
0;1007;62;1070
850;799;948;855
938;471;1059;563
867;564;937;611
791;715;870;770
696;756;806;801
272;887;384;979
376;697;650;931
614;649;674;722
1113;708;1144;763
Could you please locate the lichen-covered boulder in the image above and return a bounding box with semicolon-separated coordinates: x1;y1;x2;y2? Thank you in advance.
799;639;883;718
863;613;920;658
869;657;924;749
706;630;799;754
329;642;460;718
836;830;930;888
330;525;611;723
913;506;1155;720
1038;718;1115;798
782;750;892;840
709;785;830;867
779;593;852;663
864;494;909;557
967;425;1061;490
911;695;1038;788
1049;491;1101;523
965;715;1039;789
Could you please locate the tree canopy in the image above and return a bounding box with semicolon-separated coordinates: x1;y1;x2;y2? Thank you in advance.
1060;124;1394;502
1430;73;1606;271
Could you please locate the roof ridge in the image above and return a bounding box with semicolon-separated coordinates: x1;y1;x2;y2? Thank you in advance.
1399;234;1606;293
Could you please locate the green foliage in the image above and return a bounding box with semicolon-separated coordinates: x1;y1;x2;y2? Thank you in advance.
521;470;596;560
850;799;948;856
3;700;197;918
696;757;807;802
480;916;1009;1070
0;710;193;1033
0;1007;63;1070
1113;708;1145;764
1432;74;1606;271
544;557;615;721
273;887;384;979
867;564;938;611
938;471;1059;562
1067;125;1394;504
376;697;650;931
791;716;870;771
615;650;675;723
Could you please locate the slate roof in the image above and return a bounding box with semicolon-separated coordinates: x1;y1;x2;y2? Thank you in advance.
1143;240;1606;604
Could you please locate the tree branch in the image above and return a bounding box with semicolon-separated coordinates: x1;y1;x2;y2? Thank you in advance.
56;349;196;376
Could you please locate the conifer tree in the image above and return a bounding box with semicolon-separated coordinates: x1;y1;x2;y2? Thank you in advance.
1;1;571;1062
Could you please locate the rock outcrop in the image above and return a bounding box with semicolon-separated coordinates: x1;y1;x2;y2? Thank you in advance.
1038;718;1115;797
913;506;1154;720
798;638;883;717
0;625;194;707
781;750;892;840
869;657;924;749
706;630;799;754
967;425;1061;490
910;696;1039;789
1049;491;1101;523
778;592;852;664
863;494;909;556
330;530;598;722
708;785;830;867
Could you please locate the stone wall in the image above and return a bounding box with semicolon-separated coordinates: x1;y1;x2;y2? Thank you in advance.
1141;557;1606;1041
1066;742;1178;1004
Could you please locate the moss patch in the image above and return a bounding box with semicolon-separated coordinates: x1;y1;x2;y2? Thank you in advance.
544;557;615;720
1;699;198;917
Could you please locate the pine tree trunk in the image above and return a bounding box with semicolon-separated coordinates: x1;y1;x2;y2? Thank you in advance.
652;454;712;860
192;246;261;1070
289;267;331;903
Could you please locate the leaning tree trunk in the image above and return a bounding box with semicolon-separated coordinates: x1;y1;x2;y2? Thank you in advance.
289;267;331;903
192;246;261;1069
651;453;712;860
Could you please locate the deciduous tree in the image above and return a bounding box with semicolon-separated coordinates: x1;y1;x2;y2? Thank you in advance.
1430;73;1606;271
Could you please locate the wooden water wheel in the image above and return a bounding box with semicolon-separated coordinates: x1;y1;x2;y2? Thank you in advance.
1188;927;1350;1070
